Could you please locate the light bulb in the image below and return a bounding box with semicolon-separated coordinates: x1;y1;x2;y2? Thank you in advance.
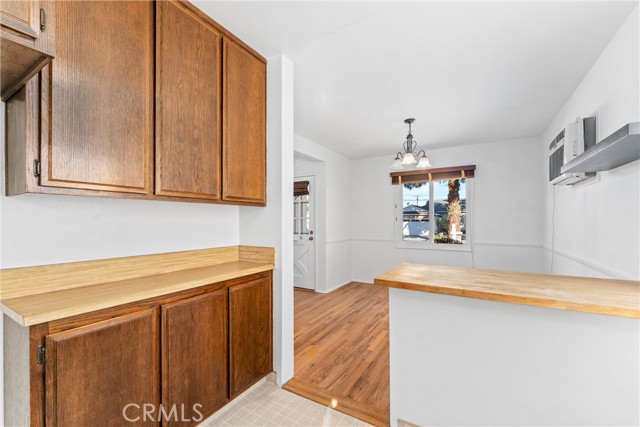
401;152;417;165
390;158;403;170
417;155;432;168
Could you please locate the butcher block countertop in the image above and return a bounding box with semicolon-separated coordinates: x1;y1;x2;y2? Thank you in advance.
0;246;275;327
374;263;640;319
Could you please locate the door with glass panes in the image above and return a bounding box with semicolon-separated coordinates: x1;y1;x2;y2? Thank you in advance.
293;177;315;290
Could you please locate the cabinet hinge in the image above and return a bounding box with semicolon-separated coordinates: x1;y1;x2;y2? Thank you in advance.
33;159;41;177
37;345;45;365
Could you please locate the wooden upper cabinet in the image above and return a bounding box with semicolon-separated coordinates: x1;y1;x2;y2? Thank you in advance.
1;0;39;38
39;0;154;194
45;309;159;427
223;40;267;205
161;290;228;426
1;0;54;100
155;1;222;199
229;276;273;398
4;0;269;206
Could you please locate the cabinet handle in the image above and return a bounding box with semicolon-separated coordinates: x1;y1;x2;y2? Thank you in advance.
40;9;46;32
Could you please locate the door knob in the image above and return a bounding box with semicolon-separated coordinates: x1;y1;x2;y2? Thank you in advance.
309;236;314;241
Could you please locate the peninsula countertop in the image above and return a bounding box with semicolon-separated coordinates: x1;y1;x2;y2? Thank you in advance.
374;263;640;319
0;246;275;327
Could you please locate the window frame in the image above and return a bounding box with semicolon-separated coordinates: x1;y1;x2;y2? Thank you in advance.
394;179;473;252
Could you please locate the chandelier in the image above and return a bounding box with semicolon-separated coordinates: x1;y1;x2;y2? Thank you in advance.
390;118;431;170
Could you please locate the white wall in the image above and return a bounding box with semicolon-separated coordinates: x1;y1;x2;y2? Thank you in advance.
390;288;640;426
542;5;640;280
239;56;295;385
294;135;352;292
350;137;546;283
0;102;240;423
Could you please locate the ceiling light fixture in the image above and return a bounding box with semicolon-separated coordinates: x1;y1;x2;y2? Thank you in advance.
390;118;431;170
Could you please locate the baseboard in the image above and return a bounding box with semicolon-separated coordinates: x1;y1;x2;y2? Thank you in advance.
316;280;352;294
351;278;374;285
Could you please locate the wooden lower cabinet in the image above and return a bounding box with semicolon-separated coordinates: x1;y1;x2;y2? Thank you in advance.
161;290;228;426
229;276;273;398
11;272;273;427
45;309;160;427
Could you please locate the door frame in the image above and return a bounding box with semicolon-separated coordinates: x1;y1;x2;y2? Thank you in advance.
293;175;317;291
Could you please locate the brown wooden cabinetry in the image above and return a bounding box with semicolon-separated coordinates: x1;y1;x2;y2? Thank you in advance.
5;0;267;206
155;0;222;200
39;0;154;194
45;309;159;427
161;290;228;426
0;0;54;101
229;276;273;398
1;0;39;37
223;40;267;205
8;271;273;427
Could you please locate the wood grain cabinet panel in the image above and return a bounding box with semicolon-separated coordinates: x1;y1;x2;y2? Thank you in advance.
11;272;274;427
161;290;228;427
229;276;273;398
155;0;222;199
222;40;267;205
45;309;159;427
40;0;154;194
1;0;38;38
4;1;269;207
0;0;54;101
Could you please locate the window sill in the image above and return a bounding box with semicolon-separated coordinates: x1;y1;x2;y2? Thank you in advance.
394;240;473;252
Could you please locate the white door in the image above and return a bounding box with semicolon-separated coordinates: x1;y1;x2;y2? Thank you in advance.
293;176;315;290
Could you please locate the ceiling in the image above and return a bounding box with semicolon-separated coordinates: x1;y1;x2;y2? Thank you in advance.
195;1;637;159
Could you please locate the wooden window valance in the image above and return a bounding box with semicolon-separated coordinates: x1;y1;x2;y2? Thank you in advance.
294;180;310;196
391;165;476;185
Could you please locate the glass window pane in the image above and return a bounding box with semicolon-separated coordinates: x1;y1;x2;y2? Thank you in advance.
434;179;467;245
402;182;430;241
293;197;300;235
301;200;309;234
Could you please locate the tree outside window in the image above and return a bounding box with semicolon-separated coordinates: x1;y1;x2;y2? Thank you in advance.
400;179;467;245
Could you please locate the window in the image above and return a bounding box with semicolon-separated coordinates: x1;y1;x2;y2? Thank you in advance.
396;178;472;250
293;194;310;236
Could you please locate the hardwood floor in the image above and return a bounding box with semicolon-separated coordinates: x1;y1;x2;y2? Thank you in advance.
284;282;390;427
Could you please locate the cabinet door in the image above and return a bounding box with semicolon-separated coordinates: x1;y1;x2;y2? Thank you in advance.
229;276;272;398
40;1;154;194
222;40;267;205
161;290;228;426
0;0;53;100
155;1;222;199
45;309;159;427
1;0;38;39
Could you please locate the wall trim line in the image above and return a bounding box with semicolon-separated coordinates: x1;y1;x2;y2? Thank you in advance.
542;246;635;280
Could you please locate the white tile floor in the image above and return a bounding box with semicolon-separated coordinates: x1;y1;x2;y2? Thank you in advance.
201;380;371;427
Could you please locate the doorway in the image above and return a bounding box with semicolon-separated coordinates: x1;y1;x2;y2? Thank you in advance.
293;176;315;290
